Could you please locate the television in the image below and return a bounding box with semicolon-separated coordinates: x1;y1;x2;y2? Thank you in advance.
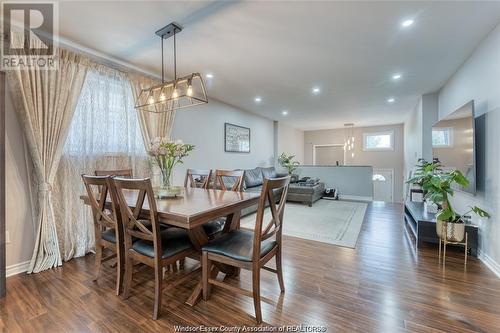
432;100;476;194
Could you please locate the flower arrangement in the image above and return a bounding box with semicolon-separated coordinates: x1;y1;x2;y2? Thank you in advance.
148;137;194;189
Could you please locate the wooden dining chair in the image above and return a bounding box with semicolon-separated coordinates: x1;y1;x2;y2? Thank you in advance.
82;175;124;296
214;169;245;191
109;177;196;320
201;176;290;323
184;169;212;189
201;169;245;238
95;168;133;177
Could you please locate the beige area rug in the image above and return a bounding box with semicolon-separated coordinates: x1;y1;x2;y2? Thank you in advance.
240;199;368;248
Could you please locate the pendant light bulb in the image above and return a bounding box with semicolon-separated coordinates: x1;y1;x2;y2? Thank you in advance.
352;152;355;158
172;87;179;99
187;85;193;97
148;96;155;105
159;93;166;102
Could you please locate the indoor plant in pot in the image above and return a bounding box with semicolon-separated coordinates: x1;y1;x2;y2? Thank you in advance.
148;137;194;197
412;164;490;242
278;152;300;182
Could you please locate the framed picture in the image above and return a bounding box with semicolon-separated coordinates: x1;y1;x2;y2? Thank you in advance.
224;123;250;153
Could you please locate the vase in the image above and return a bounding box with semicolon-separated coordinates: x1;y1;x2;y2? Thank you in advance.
436;219;446;239
160;166;173;190
446;222;465;242
156;167;180;198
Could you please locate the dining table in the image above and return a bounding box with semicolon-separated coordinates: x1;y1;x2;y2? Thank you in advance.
80;186;261;306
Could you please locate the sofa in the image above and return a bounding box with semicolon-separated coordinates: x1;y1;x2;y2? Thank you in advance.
241;167;283;216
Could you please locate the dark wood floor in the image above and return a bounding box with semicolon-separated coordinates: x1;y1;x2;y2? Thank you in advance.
2;202;500;332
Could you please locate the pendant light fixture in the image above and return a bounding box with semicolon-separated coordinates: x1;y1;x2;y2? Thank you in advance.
344;123;355;158
135;22;208;112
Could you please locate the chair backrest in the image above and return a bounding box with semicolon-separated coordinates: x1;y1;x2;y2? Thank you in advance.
184;169;212;189
82;175;121;240
214;169;245;192
109;177;162;253
95;169;133;177
252;176;290;261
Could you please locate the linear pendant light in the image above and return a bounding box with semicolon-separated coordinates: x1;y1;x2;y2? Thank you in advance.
135;22;208;113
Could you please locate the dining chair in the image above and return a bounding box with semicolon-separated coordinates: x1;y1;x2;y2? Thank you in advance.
214;169;245;191
202;169;246;238
109;177;196;320
184;169;212;189
95;168;133;177
201;176;290;323
82;175;124;296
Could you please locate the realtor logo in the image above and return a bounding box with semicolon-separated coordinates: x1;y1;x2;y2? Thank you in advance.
1;1;58;70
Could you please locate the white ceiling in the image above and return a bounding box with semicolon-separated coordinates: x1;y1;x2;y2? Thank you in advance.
57;1;500;130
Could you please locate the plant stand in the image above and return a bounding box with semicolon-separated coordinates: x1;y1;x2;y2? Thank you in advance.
438;222;468;267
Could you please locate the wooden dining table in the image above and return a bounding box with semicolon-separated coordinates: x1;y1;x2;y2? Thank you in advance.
80;186;260;306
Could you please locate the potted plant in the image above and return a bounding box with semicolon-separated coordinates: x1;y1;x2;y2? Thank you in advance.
409;159;441;213
278;152;300;181
409;162;489;241
148;137;194;197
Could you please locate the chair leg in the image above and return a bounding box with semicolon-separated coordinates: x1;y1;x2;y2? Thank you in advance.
202;251;211;301
153;264;163;320
252;268;262;324
115;250;124;296
179;259;185;269
122;254;134;299
94;244;103;282
276;249;285;293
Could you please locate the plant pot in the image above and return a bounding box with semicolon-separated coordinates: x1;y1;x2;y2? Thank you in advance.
446;222;465;242
436;219;446;239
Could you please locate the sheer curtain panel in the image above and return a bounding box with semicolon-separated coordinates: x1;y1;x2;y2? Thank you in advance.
54;67;149;261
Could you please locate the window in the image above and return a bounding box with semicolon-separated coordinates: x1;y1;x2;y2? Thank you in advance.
432;127;453;148
64;69;145;155
363;131;394;151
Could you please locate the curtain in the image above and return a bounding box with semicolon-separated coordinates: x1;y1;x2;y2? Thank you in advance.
128;74;176;149
53;67;150;261
7;43;89;273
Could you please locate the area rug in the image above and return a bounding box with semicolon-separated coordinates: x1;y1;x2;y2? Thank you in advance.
240;199;368;248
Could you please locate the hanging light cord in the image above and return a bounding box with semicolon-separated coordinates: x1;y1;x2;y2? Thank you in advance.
173;29;177;80
161;35;164;83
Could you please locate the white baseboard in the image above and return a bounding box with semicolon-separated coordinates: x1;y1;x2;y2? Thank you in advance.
6;261;30;277
478;250;500;279
339;195;373;202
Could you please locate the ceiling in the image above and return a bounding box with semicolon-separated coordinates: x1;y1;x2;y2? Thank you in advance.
56;1;500;130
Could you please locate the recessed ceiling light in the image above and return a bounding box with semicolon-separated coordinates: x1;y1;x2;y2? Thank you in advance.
392;74;402;80
312;87;321;94
254;96;262;103
282;110;288;116
401;19;414;28
205;73;214;78
387;98;395;103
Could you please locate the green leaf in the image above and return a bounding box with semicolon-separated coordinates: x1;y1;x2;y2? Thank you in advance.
437;208;453;221
471;206;490;218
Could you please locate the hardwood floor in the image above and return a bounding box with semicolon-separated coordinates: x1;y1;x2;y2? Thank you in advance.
2;202;500;332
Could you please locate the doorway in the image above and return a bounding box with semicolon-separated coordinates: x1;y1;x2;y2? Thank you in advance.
373;168;394;202
313;144;345;166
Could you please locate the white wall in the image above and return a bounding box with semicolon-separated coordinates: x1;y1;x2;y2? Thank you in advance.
404;97;422;185
304;124;405;202
438;22;500;273
5;81;36;271
276;121;304;166
170;99;275;185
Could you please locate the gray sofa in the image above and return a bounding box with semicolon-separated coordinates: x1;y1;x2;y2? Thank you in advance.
241;167;283;216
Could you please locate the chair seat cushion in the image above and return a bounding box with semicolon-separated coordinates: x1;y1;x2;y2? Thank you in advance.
202;229;276;262
203;219;225;236
101;229;117;243
132;228;193;259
